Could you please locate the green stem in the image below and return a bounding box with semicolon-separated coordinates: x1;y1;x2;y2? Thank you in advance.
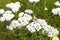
33;3;36;17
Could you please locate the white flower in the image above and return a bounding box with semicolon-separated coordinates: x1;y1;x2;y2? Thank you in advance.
27;26;36;33
0;9;5;14
26;21;42;33
6;2;21;12
52;8;60;16
55;1;60;6
18;17;26;23
42;25;59;37
0;17;5;22
17;21;29;29
34;23;42;31
10;20;20;28
19;12;24;17
3;14;14;21
24;14;32;21
37;19;47;26
18;12;32;22
18;13;32;26
21;21;29;26
52;8;58;15
52;38;59;40
29;0;40;3
18;17;29;26
26;22;36;33
6;25;13;30
25;9;33;14
45;7;48;10
2;11;14;21
43;25;53;32
34;18;59;37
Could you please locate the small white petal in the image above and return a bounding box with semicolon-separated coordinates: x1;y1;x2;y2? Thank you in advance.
25;9;33;14
0;9;5;14
10;20;20;28
0;17;5;22
29;0;40;3
6;25;13;30
45;7;48;10
19;12;24;17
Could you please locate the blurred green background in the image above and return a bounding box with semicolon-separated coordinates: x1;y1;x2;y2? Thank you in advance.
0;0;60;40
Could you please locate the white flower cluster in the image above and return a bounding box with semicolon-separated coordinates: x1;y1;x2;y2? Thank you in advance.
18;12;32;27
55;1;60;6
42;25;59;37
52;8;60;15
0;10;14;21
29;0;40;3
26;21;42;33
0;2;21;22
0;1;59;40
26;18;59;38
6;2;21;13
37;19;59;37
6;9;33;30
52;1;60;16
6;20;20;30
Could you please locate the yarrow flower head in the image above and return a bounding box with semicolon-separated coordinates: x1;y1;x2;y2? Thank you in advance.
36;19;47;26
25;9;33;14
26;22;42;33
18;12;32;22
26;18;43;33
55;1;60;6
10;20;20;28
18;13;32;27
0;10;14;21
6;20;20;30
52;8;60;16
42;24;59;37
6;9;33;30
6;2;21;13
3;13;14;21
29;17;59;37
29;0;40;3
